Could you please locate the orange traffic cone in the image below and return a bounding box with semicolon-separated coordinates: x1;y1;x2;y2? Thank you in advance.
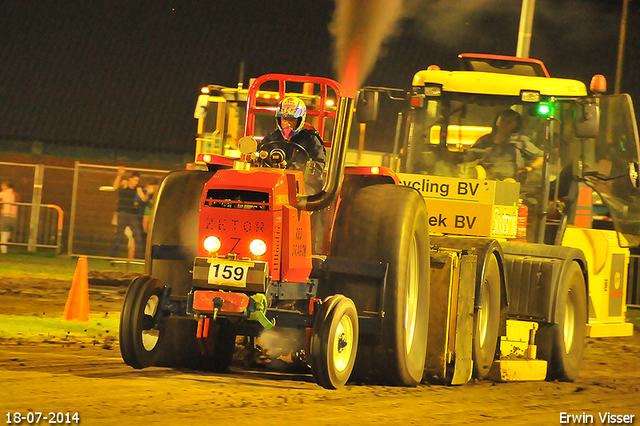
62;256;90;322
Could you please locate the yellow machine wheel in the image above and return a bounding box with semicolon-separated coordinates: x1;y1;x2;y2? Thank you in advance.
473;252;501;379
536;261;587;381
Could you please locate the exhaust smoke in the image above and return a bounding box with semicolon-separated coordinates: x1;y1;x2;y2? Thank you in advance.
330;0;404;97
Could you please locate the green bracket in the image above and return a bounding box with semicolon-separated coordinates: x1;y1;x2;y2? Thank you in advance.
248;294;275;329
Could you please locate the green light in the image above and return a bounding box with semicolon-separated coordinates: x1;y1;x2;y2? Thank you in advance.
538;103;552;116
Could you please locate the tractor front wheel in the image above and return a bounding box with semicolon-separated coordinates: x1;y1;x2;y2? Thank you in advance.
310;295;359;389
120;275;165;369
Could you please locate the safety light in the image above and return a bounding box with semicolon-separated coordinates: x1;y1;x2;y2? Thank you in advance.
204;236;221;253
326;99;335;107
370;166;380;175
538;103;552;116
202;154;211;163
249;239;267;256
520;91;540;102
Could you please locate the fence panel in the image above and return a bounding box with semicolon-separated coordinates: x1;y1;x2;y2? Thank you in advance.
0;201;63;253
68;162;169;259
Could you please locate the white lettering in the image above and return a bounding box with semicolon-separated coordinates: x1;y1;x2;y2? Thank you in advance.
492;207;517;236
599;412;636;424
561;412;635;425
560;412;568;424
561;412;594;424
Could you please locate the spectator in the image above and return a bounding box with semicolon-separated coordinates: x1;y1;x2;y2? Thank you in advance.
109;168;147;259
0;181;18;254
142;178;158;234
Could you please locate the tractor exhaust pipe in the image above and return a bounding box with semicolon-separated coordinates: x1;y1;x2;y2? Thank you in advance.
297;96;354;211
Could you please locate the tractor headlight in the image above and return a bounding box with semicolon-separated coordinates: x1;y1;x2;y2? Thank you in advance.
204;236;221;253
249;239;267;256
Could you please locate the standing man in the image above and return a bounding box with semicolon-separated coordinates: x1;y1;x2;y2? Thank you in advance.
109;168;146;259
0;181;18;254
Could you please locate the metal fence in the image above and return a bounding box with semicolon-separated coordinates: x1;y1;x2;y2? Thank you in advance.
0;160;169;260
0;201;63;253
67;162;169;259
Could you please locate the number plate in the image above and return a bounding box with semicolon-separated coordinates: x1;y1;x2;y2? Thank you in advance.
207;259;251;287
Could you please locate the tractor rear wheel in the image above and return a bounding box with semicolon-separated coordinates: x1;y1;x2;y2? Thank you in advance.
330;184;430;386
310;295;359;389
145;170;223;369
536;261;587;381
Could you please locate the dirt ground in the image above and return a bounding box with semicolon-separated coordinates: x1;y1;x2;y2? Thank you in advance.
0;275;639;426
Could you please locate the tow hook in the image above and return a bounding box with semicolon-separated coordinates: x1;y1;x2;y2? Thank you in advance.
212;296;224;320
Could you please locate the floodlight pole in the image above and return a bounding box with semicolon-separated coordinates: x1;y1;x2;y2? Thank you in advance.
516;0;536;58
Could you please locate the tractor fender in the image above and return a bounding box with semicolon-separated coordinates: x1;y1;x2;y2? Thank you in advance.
500;242;588;324
146;169;216;296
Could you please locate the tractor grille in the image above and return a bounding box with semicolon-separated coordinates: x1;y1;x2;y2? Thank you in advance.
204;189;269;211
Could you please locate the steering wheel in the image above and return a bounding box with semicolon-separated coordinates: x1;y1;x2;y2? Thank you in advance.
257;140;310;168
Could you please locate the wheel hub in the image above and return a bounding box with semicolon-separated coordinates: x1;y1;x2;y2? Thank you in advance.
141;294;160;352
337;333;348;352
333;316;354;373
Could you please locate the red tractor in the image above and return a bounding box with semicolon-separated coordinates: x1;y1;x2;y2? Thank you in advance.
119;74;430;389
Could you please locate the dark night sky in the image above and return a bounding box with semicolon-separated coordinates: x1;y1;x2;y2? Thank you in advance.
1;0;639;156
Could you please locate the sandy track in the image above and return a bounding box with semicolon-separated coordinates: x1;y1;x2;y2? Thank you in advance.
0;276;638;425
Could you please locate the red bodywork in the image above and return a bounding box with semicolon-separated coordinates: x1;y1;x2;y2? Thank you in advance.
193;290;249;314
198;168;312;283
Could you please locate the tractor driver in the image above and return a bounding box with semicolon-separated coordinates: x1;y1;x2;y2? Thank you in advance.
465;109;543;182
259;96;326;195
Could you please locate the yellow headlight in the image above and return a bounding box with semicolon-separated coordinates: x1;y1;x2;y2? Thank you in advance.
204;236;221;253
249;239;267;256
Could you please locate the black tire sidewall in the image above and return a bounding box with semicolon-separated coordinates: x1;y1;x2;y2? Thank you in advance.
120;275;163;368
330;184;430;386
325;297;359;388
552;262;587;381
473;251;501;379
310;295;360;389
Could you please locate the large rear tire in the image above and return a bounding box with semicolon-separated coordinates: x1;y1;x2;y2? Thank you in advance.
310;295;359;389
120;275;165;369
146;170;219;369
473;252;501;379
329;184;430;386
536;261;587;381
